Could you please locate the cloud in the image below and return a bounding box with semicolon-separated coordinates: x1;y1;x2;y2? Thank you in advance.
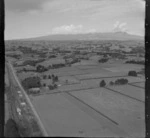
51;24;83;34
27;10;40;15
51;24;97;34
113;21;128;32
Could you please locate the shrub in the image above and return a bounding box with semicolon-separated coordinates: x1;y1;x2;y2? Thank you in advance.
48;75;51;79
66;80;68;84
100;80;106;87
36;65;47;72
115;78;128;85
43;75;47;79
128;71;137;77
53;84;58;89
109;81;114;86
125;60;144;65
5;119;20;137
48;85;54;90
52;74;55;79
98;58;109;63
54;76;58;82
23;68;27;72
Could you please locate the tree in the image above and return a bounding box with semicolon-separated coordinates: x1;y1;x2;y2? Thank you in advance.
109;81;114;86
53;84;58;89
98;58;109;63
48;75;51;79
48;85;54;90
128;71;137;77
43;75;47;79
115;78;128;85
54;76;58;82
66;80;68;84
36;65;47;73
52;74;55;78
100;80;106;87
5;119;20;137
23;68;27;72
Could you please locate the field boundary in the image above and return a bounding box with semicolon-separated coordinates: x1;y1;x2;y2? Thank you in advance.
66;92;119;125
104;87;144;103
33;86;100;96
128;83;144;89
79;75;128;81
129;81;145;84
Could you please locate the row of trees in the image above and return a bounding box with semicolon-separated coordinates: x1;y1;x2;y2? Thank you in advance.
125;60;145;65
128;70;137;77
47;84;58;90
42;74;58;82
7;54;21;60
98;58;109;63
99;78;129;87
36;63;66;73
36;65;48;72
14;59;45;67
110;78;128;85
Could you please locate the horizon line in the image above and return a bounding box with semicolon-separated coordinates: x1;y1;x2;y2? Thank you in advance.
5;31;144;41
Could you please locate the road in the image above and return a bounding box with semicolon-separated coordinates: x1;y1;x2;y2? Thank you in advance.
6;60;48;137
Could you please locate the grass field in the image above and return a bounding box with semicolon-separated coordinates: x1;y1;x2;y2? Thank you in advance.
71;87;145;137
104;64;143;73
129;82;145;88
106;84;145;102
17;58;145;137
31;93;119;137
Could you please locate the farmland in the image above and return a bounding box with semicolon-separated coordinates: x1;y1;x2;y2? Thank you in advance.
5;40;145;137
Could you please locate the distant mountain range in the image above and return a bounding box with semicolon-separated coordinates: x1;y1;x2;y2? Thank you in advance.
21;32;144;41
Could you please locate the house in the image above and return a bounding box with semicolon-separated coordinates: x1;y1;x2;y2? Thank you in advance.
20;102;26;106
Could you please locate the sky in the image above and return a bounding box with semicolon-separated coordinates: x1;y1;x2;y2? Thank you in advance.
5;0;145;40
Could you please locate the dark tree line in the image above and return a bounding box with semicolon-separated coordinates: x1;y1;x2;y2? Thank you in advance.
7;54;21;60
42;74;58;82
109;78;128;86
100;80;106;87
36;63;66;72
21;76;41;90
14;59;45;67
128;71;137;76
98;58;109;63
100;78;129;87
125;60;144;65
